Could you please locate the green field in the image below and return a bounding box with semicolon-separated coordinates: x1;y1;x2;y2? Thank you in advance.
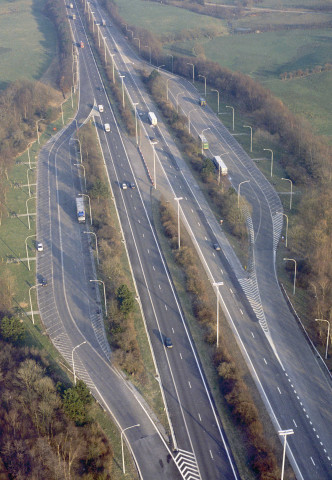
0;0;56;89
210;0;332;8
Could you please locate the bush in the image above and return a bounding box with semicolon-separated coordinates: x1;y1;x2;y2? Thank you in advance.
0;316;25;344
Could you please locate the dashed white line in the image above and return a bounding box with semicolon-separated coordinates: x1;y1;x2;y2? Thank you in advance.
172;328;174;333
159;284;161;289
198;413;202;421
251;331;255;338
191;208;193;213
230;288;233;294
220;268;223;274
198;222;200;226
239;309;243;315
142;233;144;237
165;305;167;310
179;352;183;359
188;381;192;389
152;265;155;271
147;249;150;254
310;457;315;466
209;450;214;459
263;358;267;364
277;387;282;394
205;236;208;240
293;419;297;428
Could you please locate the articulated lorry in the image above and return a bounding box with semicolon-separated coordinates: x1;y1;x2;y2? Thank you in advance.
213;155;228;176
76;197;85;223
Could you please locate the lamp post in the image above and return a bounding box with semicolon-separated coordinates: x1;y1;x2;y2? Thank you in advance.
144;45;151;64
243;125;253;152
134;37;140;52
315;319;330;359
211;89;220;114
213;281;224;348
238;180;250;208
156;64;165;72
198;74;207;96
72;341;87;385
26;196;36;230
278;429;294;480
74;163;86;191
176;91;184;113
201;127;210;155
187;63;195;82
188;108;198;134
281;177;293;210
29;284;42;324
84;231;99;264
26;166;35;196
226;105;235;131
79;193;92;225
25;233;36;271
263;148;274;177
120;75;125;108
150;141;158;189
90;279;107;316
166;77;172;101
121;424;140;474
167;54;174;73
277;212;288;248
69;117;79;133
283;258;297;295
174;197;183;249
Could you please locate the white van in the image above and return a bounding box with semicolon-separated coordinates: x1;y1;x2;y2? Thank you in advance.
104;123;110;132
98;105;104;113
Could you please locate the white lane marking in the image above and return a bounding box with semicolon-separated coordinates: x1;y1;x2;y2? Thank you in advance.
205;236;208;240
230;288;233;294
147;249;150;254
159;284;161;289
138;219;140;223
293;419;297;428
180;352;183;359
209;450;214;459
251;331;255;338
165;305;167;310
142;233;144;238
198;413;202;421
212;252;215;257
172;328;174;333
188;381;192;389
240;309;243;315
152;265;155;271
191;208;193;213
134;206;136;210
263;358;267;364
277;387;282;394
198;222;200;226
310;457;315;466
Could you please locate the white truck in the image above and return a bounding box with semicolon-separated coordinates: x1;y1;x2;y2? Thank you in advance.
148;112;157;126
101;19;106;26
69;2;74;8
76;197;85;223
213;156;228;176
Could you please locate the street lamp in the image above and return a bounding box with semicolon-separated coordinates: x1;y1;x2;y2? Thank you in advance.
176;91;184;113
25;233;36;271
144;45;151;64
281;177;293;210
166;77;172;101
263;148;274;177
167;54;173;73
201;127;210;155
74;163;86;191
134;37;140;52
277;212;288;248
121;424;140;474
84;231;99;264
72;341;87;385
29;284;42;324
150;141;158;189
90;279;107;316
187;63;195;82
315;319;330;360
174;197;183;249
26;167;35;198
69;117;78;132
238;180;250;208
283;258;297;295
243;125;253;152
156;64;165;72
198;74;207;96
278;429;294;480
211;89;220;114
120;75;125;108
26;196;36;230
226;105;235;131
79;193;92;225
213;281;224;348
188;108;198;134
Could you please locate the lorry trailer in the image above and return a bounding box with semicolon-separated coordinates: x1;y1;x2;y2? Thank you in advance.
76;197;86;223
213;156;228;176
148;112;157;126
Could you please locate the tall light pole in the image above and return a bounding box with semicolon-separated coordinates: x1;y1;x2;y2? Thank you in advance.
243;125;253;152
187;62;195;82
120;75;125;108
84;231;99;264
176;91;184;113
167;54;173;73
79;193;92;225
315;319;330;360
134;37;140;52
278;429;294;480
198;74;207;96
201;127;210;154
26;196;36;230
74;163;86;191
72;341;87;385
263;148;274;177
174;197;183;249
211;89;220;113
188;108;198;134
213;281;224;348
226;105;235;131
150;141;158;189
238;180;250;208
121;424;140;474
90;279;107;316
144;45;151;64
283;258;297;295
166;77;172;101
29;284;42;324
281;177;293;210
25;233;36;271
133;102;139;144
277;212;288;248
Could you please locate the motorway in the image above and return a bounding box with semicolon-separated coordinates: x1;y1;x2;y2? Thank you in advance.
35;1;242;480
87;2;332;479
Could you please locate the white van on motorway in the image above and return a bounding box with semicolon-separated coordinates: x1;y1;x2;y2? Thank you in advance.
104;123;110;132
98;105;104;113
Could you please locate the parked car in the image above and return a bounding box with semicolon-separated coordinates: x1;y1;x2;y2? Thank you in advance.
41;277;48;287
37;242;43;252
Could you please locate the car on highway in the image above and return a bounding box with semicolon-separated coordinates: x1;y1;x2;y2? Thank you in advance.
165;337;173;349
98;105;104;113
104;123;110;132
130;182;136;189
213;243;221;251
37;242;43;252
122;182;128;190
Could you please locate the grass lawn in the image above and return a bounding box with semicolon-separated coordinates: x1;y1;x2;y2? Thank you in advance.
0;0;57;90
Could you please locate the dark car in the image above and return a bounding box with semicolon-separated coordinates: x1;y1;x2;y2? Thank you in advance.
165;337;173;349
130;182;136;189
41;277;48;287
213;243;221;251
